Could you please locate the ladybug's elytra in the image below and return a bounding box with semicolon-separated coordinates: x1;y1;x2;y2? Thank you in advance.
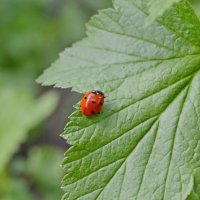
80;90;105;117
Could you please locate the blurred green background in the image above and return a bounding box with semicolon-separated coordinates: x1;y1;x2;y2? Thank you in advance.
0;0;112;199
0;0;199;199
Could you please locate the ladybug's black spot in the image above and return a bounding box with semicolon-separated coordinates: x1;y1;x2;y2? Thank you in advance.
84;97;87;99
99;102;103;105
91;110;95;114
92;100;96;104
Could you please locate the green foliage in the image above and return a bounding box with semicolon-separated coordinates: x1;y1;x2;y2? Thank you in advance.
0;0;64;173
186;173;200;200
148;0;181;19
2;178;34;200
25;146;64;200
1;146;64;200
147;0;200;20
0;0;113;199
83;0;113;9
38;0;200;199
191;0;200;18
0;0;112;76
0;0;83;70
0;87;58;172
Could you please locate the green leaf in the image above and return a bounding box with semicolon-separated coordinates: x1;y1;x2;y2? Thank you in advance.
191;0;200;19
148;0;181;20
0;87;58;172
186;170;200;200
38;0;200;199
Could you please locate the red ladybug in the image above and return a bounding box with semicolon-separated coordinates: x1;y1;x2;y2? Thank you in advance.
80;90;105;117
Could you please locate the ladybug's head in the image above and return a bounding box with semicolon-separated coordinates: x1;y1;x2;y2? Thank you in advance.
92;90;105;98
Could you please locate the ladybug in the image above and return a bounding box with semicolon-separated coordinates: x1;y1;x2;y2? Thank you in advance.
80;90;105;117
